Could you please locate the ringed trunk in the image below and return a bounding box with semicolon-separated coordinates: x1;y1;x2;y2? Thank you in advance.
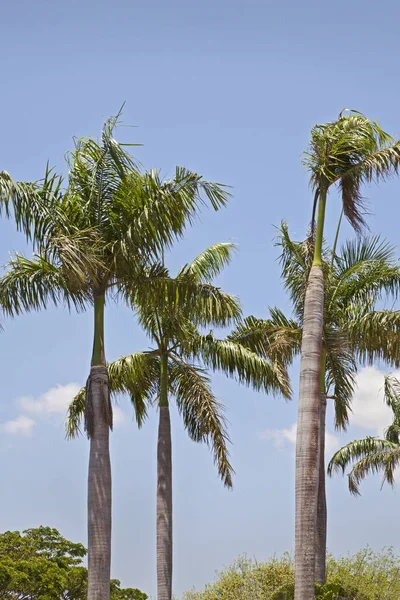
294;189;326;600
87;293;112;600
315;394;327;585
157;354;173;600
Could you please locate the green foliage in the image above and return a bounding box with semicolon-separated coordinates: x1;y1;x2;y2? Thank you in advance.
303;110;400;233
67;242;291;486
0;526;147;600
328;375;400;494
274;224;400;429
181;549;400;599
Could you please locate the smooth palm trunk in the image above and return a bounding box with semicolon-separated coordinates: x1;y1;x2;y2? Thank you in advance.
294;265;325;600
87;294;112;600
315;395;327;585
157;355;173;600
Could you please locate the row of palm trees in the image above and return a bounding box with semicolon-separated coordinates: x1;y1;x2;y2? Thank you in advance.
0;115;291;600
1;110;400;600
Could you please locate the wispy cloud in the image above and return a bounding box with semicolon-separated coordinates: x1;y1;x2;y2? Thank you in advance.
349;366;398;436
1;383;128;437
0;415;35;436
17;383;81;415
262;423;340;453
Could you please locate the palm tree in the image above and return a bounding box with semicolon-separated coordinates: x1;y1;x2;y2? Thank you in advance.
0;167;65;247
328;375;400;494
0;117;231;600
263;224;400;586
67;242;291;600
296;111;400;599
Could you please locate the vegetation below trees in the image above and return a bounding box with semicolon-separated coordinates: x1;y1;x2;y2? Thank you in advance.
0;526;147;600
181;549;400;600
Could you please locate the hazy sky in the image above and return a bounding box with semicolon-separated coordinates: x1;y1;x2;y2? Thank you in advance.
2;0;400;597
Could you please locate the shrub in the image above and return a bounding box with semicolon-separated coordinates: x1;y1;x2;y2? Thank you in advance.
181;548;400;599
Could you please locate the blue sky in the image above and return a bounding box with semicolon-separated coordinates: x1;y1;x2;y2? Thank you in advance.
2;0;400;597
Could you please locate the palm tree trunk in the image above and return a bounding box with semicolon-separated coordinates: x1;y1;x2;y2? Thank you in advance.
87;292;112;600
157;353;173;600
294;189;326;600
315;394;327;585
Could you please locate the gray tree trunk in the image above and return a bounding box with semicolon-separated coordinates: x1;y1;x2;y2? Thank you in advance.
315;396;327;585
87;365;112;600
157;405;173;600
294;265;324;600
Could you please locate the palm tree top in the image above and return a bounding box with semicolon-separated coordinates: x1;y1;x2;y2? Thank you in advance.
303;110;400;232
67;241;292;486
0;114;232;319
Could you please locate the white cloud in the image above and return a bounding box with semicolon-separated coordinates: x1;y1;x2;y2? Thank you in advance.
113;406;127;428
17;383;81;416
1;383;128;437
350;366;398;436
262;423;340;454
263;423;297;448
0;415;35;435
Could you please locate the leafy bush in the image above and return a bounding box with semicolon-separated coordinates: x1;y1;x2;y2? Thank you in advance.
0;526;148;600
181;548;400;599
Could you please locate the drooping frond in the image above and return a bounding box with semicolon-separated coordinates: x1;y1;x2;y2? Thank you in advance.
328;437;400;495
331;238;400;312
0;254;91;316
177;242;237;283
187;334;291;399
66;388;86;439
382;376;400;444
228;310;301;367
346;311;400;367
107;352;160;426
324;332;356;430
169;357;234;487
66;352;159;438
127;261;242;332
0;167;64;245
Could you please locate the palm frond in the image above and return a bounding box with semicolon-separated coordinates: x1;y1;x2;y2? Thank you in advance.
126;262;242;330
228;310;301;366
328;437;400;495
66;388;86;439
304;112;400;232
114;167;230;261
0;254;91;316
169;357;234;487
0;167;65;244
65;352;159;438
346;311;400;367
324;333;356;430
177;242;237;283
188;334;291;399
107;352;160;426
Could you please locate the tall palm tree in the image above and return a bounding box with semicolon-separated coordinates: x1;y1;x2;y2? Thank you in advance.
260;224;400;586
328;375;400;494
0;118;231;600
67;242;291;600
296;111;400;599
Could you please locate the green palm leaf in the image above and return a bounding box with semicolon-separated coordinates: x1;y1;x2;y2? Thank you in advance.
169;357;234;487
177;242;237;283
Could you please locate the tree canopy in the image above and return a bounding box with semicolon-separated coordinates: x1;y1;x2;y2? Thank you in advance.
0;526;147;600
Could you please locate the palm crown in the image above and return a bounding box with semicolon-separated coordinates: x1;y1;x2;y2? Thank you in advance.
273;223;400;428
68;241;291;486
305;110;400;234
